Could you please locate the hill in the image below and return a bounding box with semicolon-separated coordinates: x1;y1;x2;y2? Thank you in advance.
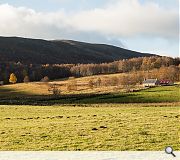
0;36;154;64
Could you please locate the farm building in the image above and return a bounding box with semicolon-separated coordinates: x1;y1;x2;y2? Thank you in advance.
142;79;160;87
160;80;174;86
0;81;4;85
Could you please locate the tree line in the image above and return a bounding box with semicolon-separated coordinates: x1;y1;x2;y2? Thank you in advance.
0;56;179;84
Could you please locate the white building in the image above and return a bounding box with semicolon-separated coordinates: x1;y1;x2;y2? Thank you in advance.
142;79;160;87
0;81;4;85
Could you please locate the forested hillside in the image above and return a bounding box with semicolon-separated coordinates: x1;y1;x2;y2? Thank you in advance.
0;36;154;64
0;56;179;84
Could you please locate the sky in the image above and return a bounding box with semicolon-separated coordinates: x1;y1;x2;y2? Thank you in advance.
0;0;179;57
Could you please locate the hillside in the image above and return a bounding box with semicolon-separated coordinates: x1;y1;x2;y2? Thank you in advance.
0;71;179;104
0;36;154;64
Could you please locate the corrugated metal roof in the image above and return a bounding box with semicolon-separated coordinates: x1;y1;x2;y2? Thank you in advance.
143;79;158;84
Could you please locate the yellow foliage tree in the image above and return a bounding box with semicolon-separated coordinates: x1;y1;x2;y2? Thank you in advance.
9;73;17;84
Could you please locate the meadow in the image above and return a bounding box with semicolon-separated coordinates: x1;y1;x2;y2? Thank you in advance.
0;84;179;105
0;74;179;151
0;103;179;151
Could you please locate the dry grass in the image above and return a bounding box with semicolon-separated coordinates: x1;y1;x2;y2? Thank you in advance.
0;72;142;96
0;83;50;96
0;73;179;104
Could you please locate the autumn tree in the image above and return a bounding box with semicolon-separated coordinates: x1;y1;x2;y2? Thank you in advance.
134;72;144;84
9;73;17;84
23;76;30;83
41;76;49;82
166;65;179;81
119;75;134;92
0;56;179;84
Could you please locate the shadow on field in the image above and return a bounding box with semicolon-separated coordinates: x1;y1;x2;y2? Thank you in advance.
0;87;30;97
0;85;179;105
0;87;43;104
0;90;138;105
0;92;166;105
0;87;18;93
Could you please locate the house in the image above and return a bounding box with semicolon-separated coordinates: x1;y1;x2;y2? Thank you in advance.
160;80;174;86
142;79;160;87
0;81;4;85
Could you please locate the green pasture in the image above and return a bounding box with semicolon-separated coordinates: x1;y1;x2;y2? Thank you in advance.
0;104;179;150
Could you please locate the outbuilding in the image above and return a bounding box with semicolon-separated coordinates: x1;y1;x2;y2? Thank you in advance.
160;80;174;86
142;79;160;87
0;81;4;85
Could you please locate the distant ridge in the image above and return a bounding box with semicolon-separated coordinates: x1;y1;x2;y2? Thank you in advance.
0;36;156;64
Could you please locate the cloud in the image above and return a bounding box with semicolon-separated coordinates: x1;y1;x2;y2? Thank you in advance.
0;4;67;38
69;0;178;38
0;0;178;40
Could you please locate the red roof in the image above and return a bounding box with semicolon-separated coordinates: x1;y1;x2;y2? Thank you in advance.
160;80;171;83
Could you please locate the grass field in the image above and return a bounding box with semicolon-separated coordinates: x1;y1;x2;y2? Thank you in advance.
0;84;179;105
0;70;179;105
0;74;179;151
0;104;179;151
77;85;180;103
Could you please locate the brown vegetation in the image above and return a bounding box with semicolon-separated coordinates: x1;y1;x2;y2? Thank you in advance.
0;56;179;85
48;84;61;96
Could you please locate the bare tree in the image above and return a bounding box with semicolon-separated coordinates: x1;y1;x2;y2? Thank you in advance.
102;78;111;87
23;76;30;83
41;76;49;82
96;78;102;87
88;80;94;89
48;84;60;96
110;76;119;86
67;80;78;92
